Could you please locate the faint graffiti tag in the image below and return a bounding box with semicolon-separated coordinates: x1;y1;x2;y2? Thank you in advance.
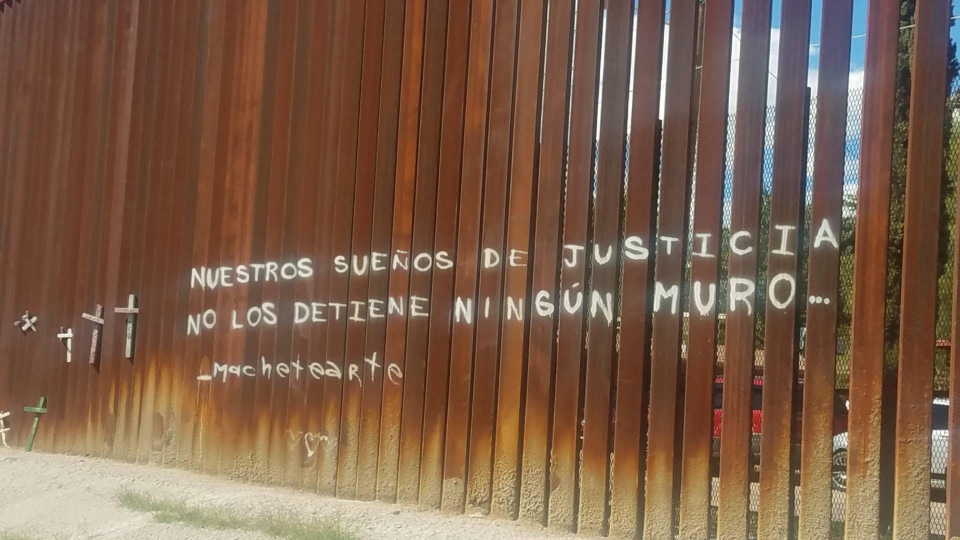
286;430;329;458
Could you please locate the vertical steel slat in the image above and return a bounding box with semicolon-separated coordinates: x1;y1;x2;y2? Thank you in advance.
845;0;900;536
11;0;48;449
151;0;202;468
440;0;495;513
375;0;426;502
288;0;332;487
132;0;181;465
757;0;812;536
301;0;345;491
13;0;51;451
464;0;519;515
797;0;854;537
416;0;471;509
336;0;387;499
95;0;142;460
490;0;545;519
123;0;166;463
395;0;448;505
610;0;664;534
137;0;189;465
354;0;404;500
642;0;699;537
716;0;773;537
113;0;160;463
33;0;77;454
175;0;226;471
264;0;314;486
265;0;316;485
61;0;106;455
4;0;33;445
82;0;124;458
317;0;365;496
0;6;16;417
678;0;734;536
210;0;268;477
892;1;951;537
548;0;601;529
275;0;324;486
579;0;633;534
518;0;574;525
334;0;385;498
192;0;236;474
163;0;206;469
195;0;236;474
240;2;297;481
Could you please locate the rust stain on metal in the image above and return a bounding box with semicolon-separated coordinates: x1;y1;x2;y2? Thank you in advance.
518;0;573;526
375;0;426;503
489;0;544;520
846;0;899;538
757;0;812;537
417;0;470;511
0;1;954;538
440;0;494;514
578;0;632;534
716;0;773;537
678;0;733;537
394;0;448;506
548;0;601;530
642;0;699;537
892;1;950;537
797;0;853;537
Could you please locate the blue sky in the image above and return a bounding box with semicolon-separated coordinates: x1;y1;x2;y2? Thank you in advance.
608;0;960;221
616;0;960;118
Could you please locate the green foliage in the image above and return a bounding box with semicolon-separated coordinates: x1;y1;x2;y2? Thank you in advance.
117;489;359;540
881;0;960;386
712;0;959;390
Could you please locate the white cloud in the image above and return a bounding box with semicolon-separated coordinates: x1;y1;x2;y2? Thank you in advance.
727;27;781;111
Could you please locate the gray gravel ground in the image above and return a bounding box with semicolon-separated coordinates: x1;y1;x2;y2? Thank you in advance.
0;449;575;540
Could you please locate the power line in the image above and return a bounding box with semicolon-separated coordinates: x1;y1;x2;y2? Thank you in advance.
812;14;960;48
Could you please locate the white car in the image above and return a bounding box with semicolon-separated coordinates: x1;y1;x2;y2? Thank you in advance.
831;398;949;491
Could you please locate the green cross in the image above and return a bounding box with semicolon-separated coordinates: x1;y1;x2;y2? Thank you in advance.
23;397;46;452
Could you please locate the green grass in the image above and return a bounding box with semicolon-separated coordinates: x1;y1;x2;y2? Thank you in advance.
117;489;359;540
0;532;46;540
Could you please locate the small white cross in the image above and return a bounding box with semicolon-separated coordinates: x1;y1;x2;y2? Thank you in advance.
13;311;37;333
57;327;74;363
82;304;105;364
0;411;10;448
113;294;139;359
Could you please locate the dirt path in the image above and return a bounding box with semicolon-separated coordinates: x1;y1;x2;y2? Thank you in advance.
0;449;574;540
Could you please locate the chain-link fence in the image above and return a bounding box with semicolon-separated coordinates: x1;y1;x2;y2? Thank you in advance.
618;67;957;540
700;77;956;538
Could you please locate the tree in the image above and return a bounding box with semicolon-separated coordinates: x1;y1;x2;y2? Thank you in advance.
880;0;959;388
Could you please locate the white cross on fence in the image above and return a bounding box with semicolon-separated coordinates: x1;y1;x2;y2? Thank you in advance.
13;311;37;333
82;304;104;365
57;327;74;363
0;411;10;448
113;294;139;359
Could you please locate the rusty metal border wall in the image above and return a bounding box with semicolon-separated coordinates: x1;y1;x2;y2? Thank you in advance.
0;1;957;538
